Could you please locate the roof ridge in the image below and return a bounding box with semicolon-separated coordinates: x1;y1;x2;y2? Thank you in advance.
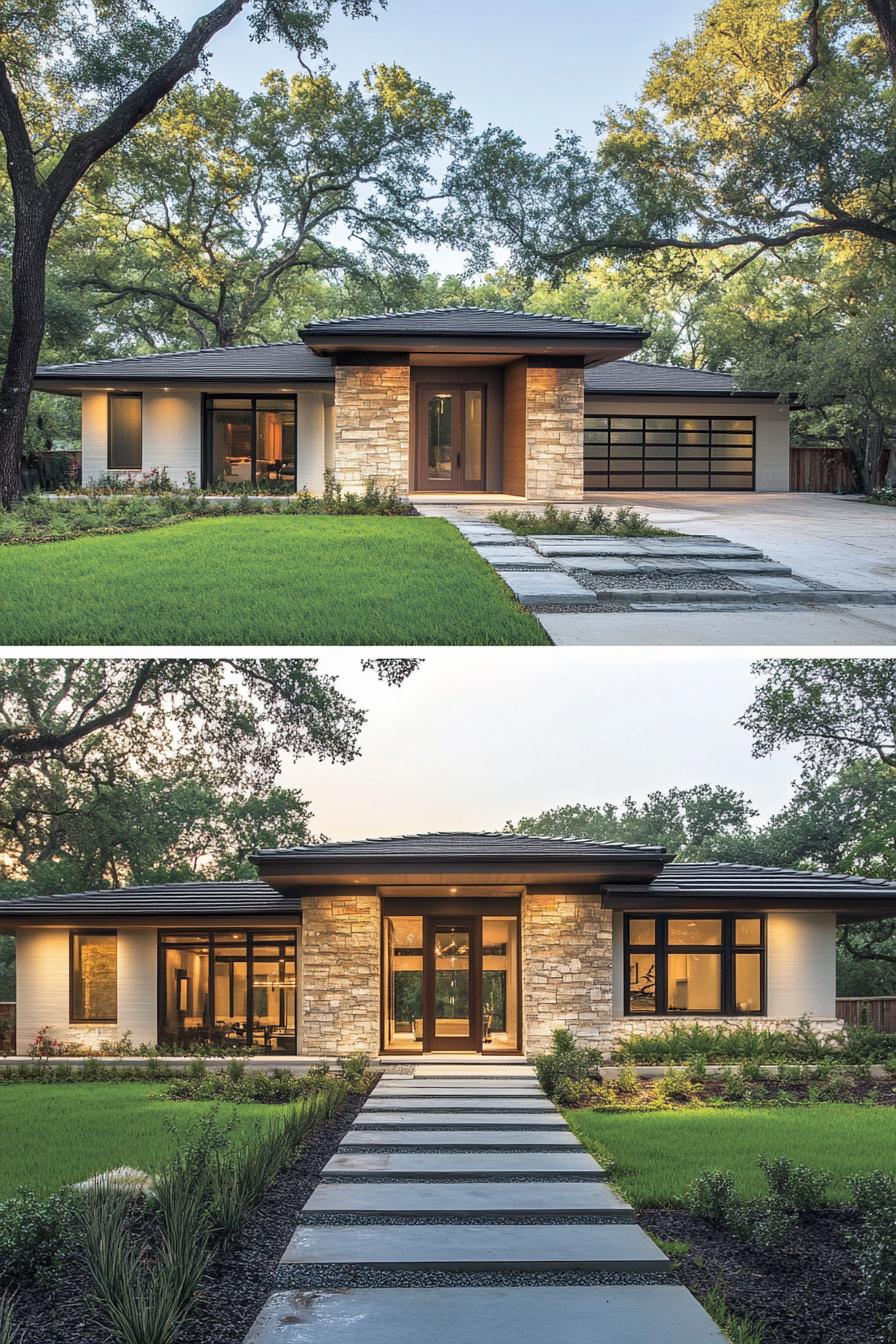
664;859;894;886
304;305;642;331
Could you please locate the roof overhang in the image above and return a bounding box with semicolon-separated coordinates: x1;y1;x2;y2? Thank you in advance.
32;377;335;394
252;855;667;895
300;332;648;367
603;885;896;916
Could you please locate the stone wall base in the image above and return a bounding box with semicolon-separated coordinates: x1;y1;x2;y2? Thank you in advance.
525;364;585;501
332;363;410;492
300;894;380;1056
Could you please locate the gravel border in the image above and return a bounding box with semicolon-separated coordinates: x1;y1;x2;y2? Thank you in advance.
276;1266;675;1289
570;569;746;593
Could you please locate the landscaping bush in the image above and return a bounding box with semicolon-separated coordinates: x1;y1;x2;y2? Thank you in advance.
533;1027;603;1101
162;1062;365;1105
487;501;672;537
0;1187;81;1288
613;1018;896;1065
685;1169;741;1228
849;1172;896;1341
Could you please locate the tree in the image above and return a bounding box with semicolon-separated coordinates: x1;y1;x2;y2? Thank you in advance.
0;0;384;506
739;658;896;777
449;0;896;276
508;784;756;860
76;66;469;348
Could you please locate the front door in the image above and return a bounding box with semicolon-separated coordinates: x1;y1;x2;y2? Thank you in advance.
415;384;486;491
423;916;481;1051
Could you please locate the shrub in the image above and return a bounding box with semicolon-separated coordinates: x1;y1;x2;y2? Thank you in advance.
655;1067;698;1105
337;1051;375;1091
0;1188;81;1287
487;502;671;538
685;1170;741;1228
613;1064;641;1097
532;1027;602;1102
615;1018;896;1065
758;1156;830;1212
849;1173;896;1341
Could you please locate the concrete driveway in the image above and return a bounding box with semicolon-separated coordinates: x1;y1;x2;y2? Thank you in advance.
568;491;896;591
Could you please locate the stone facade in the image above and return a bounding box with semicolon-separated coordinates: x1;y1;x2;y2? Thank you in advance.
332;362;410;492
521;892;614;1053
299;894;380;1055
525;364;585;501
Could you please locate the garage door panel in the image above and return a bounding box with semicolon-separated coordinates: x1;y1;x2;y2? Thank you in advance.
584;413;755;491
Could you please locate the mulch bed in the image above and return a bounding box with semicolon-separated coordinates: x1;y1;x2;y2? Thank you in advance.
641;1207;887;1343
9;1093;365;1344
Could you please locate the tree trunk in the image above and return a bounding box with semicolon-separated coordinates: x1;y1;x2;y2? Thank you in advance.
0;195;51;509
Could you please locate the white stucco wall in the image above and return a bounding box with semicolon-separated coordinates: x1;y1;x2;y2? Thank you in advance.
81;390;109;483
610;909;838;1022
584;396;791;492
297;389;326;494
142;390;202;486
14;926;158;1054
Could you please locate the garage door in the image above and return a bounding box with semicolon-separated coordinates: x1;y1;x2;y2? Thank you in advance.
584;414;755;490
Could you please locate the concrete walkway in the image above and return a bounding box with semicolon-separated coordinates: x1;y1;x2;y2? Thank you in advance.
244;1065;727;1343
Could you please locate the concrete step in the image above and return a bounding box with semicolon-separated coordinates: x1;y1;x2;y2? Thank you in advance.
363;1098;555;1112
410;1065;537;1077
340;1129;580;1149
353;1112;567;1128
322;1151;604;1179
499;571;595;604
246;1286;729;1344
625;589;896;609
301;1180;633;1221
531;538;763;559
276;1222;670;1281
474;545;552;568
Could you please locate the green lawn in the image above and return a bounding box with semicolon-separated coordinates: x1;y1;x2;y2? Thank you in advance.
0;1083;289;1197
0;515;548;645
565;1105;896;1207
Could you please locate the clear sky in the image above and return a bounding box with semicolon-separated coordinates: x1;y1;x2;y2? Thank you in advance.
281;651;800;841
161;0;703;150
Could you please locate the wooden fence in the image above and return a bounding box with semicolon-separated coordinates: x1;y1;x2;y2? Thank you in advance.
790;445;859;494
836;996;896;1033
0;1002;14;1054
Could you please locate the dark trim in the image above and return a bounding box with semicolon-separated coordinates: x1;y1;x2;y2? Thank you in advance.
604;893;896;913
69;929;118;1025
201;392;297;491
584;390;779;401
528;355;587;369
156;927;298;1053
107;391;142;472
623;913;766;1017
331;351;410;367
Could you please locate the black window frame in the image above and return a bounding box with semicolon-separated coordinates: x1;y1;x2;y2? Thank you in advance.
201;394;298;490
623;913;766;1016
584;413;756;491
107;392;143;472
157;927;298;1053
69;929;118;1025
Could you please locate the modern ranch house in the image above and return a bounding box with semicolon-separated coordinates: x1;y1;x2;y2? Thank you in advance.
2;833;894;1059
33;308;791;499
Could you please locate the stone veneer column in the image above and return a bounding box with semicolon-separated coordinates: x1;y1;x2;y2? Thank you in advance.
300;893;380;1056
525;364;585;501
521;891;614;1053
332;361;410;492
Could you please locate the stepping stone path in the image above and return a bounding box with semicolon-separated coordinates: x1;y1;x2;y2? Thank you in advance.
243;1065;727;1343
445;517;896;620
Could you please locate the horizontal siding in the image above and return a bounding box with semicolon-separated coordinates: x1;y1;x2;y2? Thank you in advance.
298;390;326;494
81;391;108;483
766;912;836;1018
143;390;202;486
118;928;158;1047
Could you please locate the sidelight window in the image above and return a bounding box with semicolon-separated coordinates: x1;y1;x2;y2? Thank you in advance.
624;914;765;1015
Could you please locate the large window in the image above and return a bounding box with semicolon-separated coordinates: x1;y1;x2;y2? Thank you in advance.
108;393;142;471
205;396;297;488
624;915;765;1016
584;414;755;491
160;929;297;1052
70;932;117;1023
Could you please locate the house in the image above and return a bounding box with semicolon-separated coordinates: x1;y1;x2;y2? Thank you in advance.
32;308;790;500
2;832;893;1059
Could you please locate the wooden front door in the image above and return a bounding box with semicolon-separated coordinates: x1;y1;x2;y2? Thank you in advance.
422;916;481;1052
415;383;486;491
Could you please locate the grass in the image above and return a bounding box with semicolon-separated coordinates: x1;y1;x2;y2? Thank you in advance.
0;514;548;645
565;1104;896;1207
0;1083;291;1198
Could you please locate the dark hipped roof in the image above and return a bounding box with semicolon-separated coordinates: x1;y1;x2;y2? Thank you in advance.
251;830;667;863
0;880;292;918
301;306;647;339
33;342;334;386
585;360;778;400
652;862;896;900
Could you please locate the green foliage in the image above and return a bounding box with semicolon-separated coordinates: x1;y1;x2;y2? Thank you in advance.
0;1293;23;1344
0;1187;81;1288
533;1027;603;1101
701;1282;765;1344
163;1067;361;1106
614;1019;896;1064
685;1169;740;1227
758;1155;830;1213
849;1172;896;1342
654;1067;697;1105
487;502;672;537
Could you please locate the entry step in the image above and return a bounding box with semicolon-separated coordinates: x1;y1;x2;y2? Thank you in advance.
363;1097;555;1112
323;1151;604;1179
302;1180;634;1220
246;1287;728;1344
276;1221;670;1281
354;1111;565;1127
340;1128;580;1149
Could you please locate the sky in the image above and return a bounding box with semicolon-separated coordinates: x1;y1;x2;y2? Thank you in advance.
281;651;801;840
161;0;702;150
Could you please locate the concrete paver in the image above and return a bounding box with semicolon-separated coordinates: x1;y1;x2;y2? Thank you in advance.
538;603;896;645
246;1286;729;1344
500;571;594;604
339;1128;582;1148
322;1151;605;1178
301;1181;634;1219
362;1098;555;1112
352;1111;567;1127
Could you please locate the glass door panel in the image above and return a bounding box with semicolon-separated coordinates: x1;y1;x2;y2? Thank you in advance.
482;916;518;1053
213;932;249;1048
425;918;479;1051
427;394;454;481
210;403;253;486
384;915;424;1052
160;935;211;1048
252;936;298;1053
256;401;297;489
464;389;483;484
